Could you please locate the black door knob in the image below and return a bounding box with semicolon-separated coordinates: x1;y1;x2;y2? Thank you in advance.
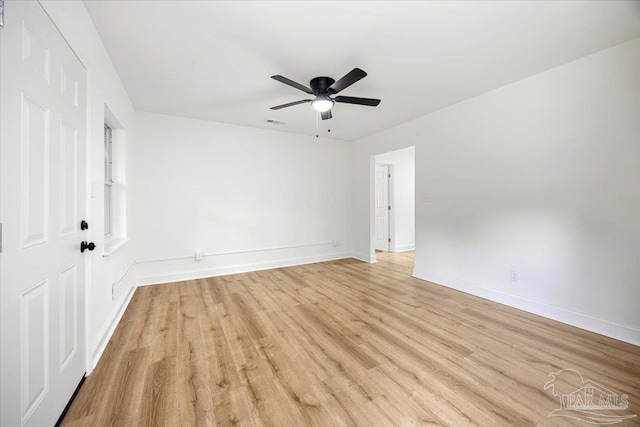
80;241;96;253
81;220;89;230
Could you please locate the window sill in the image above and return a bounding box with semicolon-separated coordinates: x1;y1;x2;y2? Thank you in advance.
103;237;130;257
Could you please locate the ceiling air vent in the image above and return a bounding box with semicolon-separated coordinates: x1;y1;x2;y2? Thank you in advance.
266;119;286;125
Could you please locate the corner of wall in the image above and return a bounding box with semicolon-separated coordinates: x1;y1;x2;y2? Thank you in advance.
351;252;377;263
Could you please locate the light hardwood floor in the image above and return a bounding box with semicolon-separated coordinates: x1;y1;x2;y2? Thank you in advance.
62;252;640;426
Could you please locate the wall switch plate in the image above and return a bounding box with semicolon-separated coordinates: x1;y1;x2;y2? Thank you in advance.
195;250;203;261
510;270;519;283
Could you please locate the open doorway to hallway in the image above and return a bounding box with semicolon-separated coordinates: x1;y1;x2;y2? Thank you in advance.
372;147;415;261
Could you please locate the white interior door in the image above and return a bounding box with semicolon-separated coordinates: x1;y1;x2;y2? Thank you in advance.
374;165;390;251
1;2;88;425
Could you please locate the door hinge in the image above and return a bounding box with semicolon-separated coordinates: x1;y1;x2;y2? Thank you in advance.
388;173;391;178
388;205;391;210
388;238;391;243
0;0;4;27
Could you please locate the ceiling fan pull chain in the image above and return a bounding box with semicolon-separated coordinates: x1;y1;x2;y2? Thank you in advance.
316;112;319;138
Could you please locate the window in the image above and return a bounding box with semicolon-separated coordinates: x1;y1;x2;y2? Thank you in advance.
104;123;113;237
102;105;128;256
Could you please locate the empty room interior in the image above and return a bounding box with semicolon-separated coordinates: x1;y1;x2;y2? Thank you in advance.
2;1;640;426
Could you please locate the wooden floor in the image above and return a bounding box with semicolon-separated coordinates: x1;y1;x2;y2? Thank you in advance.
62;252;640;426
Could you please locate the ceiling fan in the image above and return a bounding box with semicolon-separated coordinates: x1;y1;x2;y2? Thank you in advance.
270;68;381;120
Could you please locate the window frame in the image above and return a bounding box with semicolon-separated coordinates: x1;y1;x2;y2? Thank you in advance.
104;123;114;238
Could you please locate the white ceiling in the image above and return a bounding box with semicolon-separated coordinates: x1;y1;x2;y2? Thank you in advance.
84;1;640;141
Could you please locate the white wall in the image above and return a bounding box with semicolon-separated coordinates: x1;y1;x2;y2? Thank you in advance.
40;1;137;367
351;38;640;345
131;112;350;284
376;147;415;252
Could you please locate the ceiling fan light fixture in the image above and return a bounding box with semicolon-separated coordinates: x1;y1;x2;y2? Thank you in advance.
311;95;334;113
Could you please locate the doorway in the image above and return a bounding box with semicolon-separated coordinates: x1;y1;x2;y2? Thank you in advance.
371;147;415;260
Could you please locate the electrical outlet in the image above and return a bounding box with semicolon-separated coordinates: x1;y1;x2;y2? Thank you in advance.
112;282;118;300
195;250;203;261
510;270;519;283
332;239;338;247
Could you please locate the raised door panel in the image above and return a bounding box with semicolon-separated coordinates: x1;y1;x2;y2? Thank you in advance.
21;95;50;248
60;66;79;110
376;182;385;208
59;266;78;371
376;217;385;242
22;20;51;84
59;121;77;237
21;280;50;423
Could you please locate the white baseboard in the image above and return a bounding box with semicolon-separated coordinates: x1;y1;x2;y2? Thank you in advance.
137;252;352;286
413;268;640;346
394;244;415;252
91;284;136;368
351;252;377;263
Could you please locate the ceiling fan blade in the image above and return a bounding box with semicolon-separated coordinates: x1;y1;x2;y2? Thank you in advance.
271;75;313;94
328;68;367;94
321;110;332;120
335;96;381;106
270;99;312;110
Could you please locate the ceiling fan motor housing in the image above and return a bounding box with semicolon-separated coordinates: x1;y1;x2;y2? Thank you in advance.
310;77;336;95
